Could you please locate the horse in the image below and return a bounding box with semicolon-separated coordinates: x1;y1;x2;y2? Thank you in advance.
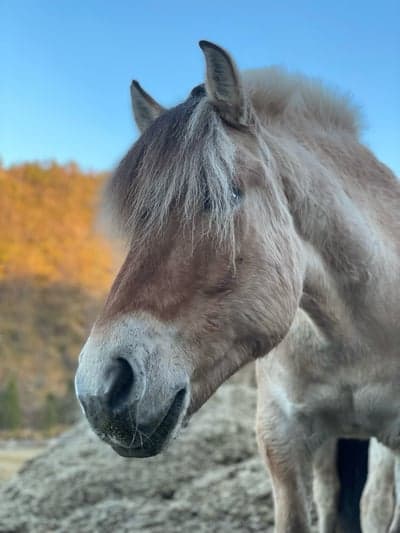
75;41;400;532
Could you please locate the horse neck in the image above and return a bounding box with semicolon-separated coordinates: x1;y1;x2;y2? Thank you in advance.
262;125;400;348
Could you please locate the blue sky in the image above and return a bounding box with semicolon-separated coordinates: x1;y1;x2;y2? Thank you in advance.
1;1;399;174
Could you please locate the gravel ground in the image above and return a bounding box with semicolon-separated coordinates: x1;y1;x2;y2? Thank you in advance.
0;385;278;533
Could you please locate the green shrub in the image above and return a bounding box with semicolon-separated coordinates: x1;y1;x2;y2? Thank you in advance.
0;377;22;429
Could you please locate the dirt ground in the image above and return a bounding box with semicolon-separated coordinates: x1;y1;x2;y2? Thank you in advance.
0;445;45;483
0;384;282;532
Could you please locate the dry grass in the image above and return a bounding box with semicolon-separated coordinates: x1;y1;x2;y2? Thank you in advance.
0;446;45;482
0;280;103;427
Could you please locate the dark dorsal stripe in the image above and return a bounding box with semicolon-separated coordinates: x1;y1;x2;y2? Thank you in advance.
190;84;206;99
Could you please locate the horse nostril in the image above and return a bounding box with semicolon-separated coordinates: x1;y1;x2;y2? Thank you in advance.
104;357;135;412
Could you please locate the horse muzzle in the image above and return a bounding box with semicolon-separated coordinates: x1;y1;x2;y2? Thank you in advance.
75;350;190;457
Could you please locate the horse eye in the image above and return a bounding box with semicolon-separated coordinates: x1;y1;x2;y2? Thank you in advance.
203;186;242;211
231;186;242;202
140;209;150;223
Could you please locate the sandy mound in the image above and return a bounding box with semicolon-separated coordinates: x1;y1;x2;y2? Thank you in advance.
0;385;277;532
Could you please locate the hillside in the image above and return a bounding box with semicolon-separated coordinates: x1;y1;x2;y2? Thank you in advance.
0;162;117;430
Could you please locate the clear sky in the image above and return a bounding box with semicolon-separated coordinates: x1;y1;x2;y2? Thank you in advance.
1;0;399;175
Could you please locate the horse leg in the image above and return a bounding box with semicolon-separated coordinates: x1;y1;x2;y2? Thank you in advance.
387;452;400;533
360;438;395;533
256;394;314;532
256;428;313;532
313;438;340;533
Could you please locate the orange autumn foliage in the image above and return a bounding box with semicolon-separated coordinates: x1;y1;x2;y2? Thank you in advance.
0;162;121;429
0;161;115;292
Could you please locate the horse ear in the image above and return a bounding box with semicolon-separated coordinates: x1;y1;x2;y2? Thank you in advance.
130;81;165;133
199;40;247;127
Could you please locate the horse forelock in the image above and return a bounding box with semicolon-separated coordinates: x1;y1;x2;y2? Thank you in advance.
102;90;238;249
102;67;365;254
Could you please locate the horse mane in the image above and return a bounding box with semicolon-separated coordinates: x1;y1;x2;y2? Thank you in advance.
243;67;363;136
103;67;363;245
103;91;237;246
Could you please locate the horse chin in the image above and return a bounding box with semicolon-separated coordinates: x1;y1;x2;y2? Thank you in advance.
111;442;164;458
109;387;190;458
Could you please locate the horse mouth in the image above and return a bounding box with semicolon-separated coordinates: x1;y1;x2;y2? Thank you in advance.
110;388;188;458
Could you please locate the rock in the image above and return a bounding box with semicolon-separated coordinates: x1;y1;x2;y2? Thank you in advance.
0;385;276;532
